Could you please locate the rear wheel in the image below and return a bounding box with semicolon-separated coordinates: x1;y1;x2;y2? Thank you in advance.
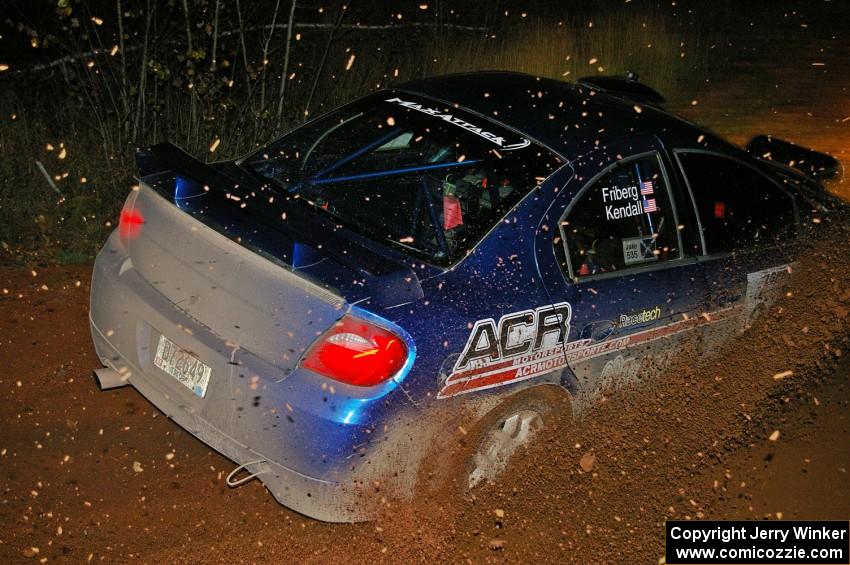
467;407;544;489
421;385;572;496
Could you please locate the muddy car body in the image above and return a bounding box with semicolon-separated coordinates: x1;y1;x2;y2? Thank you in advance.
89;72;841;522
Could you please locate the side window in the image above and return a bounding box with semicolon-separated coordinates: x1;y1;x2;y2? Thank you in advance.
561;154;681;278
676;152;796;254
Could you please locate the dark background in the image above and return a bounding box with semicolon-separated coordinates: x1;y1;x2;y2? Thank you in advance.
0;4;849;564
0;0;847;262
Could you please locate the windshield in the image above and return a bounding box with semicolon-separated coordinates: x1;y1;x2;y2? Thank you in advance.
243;92;562;265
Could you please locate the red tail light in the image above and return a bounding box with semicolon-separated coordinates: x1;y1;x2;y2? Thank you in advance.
300;315;408;387
119;207;144;242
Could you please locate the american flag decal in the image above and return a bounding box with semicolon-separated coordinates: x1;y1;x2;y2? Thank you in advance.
640;180;654;195
642;198;657;213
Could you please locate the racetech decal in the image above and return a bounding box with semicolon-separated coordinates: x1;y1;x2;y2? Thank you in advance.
384;97;531;150
619;305;662;328
437;303;742;399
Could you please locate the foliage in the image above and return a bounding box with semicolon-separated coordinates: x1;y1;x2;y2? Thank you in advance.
0;1;718;263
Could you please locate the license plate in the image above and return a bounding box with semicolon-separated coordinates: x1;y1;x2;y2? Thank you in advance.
153;334;212;398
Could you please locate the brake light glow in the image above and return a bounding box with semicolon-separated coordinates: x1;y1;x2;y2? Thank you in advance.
119;208;144;241
300;314;409;387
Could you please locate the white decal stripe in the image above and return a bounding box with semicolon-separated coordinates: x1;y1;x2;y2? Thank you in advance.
446;349;568;386
384;97;530;150
438;304;744;399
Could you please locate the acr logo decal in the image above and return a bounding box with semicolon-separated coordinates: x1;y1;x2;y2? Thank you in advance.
437;303;743;399
439;302;579;399
384;97;531;150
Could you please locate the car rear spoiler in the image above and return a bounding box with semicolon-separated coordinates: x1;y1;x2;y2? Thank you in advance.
133;142;425;307
135;141;213;179
746;135;840;180
577;74;665;106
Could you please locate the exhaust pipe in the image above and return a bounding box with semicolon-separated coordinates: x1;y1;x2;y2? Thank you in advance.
93;367;129;390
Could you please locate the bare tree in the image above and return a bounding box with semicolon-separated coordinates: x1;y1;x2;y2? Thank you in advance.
132;0;155;142
303;1;348;122
235;0;253;94
275;0;298;128
116;0;129;123
210;0;221;71
181;0;197;147
259;0;283;112
181;0;194;54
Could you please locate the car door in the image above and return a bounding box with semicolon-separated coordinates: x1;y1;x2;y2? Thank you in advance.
537;143;710;397
671;150;798;348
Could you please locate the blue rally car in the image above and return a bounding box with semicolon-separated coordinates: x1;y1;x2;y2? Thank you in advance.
89;72;842;521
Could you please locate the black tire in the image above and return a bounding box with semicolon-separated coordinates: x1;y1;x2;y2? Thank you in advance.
418;384;572;498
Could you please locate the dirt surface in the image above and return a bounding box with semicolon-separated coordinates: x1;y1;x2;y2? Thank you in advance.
1;217;849;564
3;38;850;565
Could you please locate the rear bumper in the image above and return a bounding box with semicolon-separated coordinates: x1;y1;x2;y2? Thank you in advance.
92;322;377;521
89;231;415;522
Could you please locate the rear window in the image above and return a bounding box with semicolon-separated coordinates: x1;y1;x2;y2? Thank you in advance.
243;92;562;265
